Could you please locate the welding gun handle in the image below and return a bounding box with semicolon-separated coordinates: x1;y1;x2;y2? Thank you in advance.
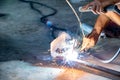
104;5;120;15
79;5;120;15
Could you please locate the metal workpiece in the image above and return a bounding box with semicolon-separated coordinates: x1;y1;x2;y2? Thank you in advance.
34;54;120;80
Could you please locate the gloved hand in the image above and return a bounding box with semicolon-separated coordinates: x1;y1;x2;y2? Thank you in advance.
80;31;99;51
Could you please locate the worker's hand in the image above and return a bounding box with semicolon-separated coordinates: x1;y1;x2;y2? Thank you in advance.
81;0;115;14
80;37;95;51
80;32;99;51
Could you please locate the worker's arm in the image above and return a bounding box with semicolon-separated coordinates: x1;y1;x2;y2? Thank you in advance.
113;0;120;3
80;14;110;51
80;0;120;51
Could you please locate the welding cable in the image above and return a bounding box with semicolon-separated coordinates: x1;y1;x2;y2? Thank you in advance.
66;0;85;38
66;0;86;56
96;48;120;63
19;0;67;39
29;2;67;38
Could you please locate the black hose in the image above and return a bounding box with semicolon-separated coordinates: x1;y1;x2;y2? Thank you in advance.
19;0;57;22
19;0;67;39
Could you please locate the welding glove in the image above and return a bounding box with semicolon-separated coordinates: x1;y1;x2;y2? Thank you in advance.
80;31;99;51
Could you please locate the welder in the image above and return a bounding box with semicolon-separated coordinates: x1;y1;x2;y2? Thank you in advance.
80;0;120;51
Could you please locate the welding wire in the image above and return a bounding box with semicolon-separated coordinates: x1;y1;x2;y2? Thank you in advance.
66;0;83;55
66;0;85;38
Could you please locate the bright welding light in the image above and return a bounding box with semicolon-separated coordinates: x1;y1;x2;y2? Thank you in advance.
65;49;79;61
50;31;80;63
